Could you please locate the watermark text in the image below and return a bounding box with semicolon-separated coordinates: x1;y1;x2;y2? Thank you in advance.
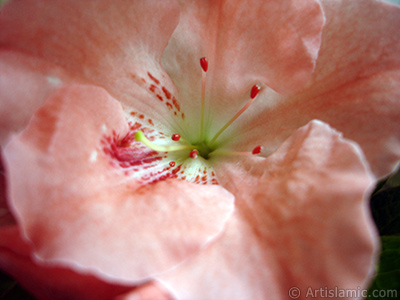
288;286;398;299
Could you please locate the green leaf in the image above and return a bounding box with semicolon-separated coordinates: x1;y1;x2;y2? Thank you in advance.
367;236;400;300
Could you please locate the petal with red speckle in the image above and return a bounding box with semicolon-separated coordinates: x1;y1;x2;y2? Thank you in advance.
3;85;234;283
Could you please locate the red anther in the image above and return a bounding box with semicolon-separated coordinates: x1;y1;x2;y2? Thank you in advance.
252;145;262;155
171;134;181;141
250;84;261;99
169;161;176;167
200;57;208;72
189;149;199;159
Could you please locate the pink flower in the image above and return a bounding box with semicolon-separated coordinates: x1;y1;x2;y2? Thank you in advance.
0;0;399;299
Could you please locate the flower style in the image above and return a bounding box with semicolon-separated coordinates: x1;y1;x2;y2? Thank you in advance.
0;0;400;299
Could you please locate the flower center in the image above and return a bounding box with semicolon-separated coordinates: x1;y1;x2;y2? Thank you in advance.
135;57;263;162
193;141;214;159
104;57;265;186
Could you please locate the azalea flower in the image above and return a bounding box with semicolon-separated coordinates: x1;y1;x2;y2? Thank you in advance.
0;0;400;299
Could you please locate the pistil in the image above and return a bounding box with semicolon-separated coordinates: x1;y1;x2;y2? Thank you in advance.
135;131;195;152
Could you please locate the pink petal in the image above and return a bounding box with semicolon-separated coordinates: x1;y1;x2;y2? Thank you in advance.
0;227;173;300
160;0;324;140
161;0;324;115
0;226;137;300
225;0;400;178
3;85;234;282
0;51;69;145
292;71;400;178
315;0;400;88
115;282;174;300
1;0;178;61
159;120;378;300
0;0;181;122
298;0;400;177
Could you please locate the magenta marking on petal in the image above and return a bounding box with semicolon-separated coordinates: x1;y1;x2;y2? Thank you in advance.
106;110;219;186
162;86;172;100
102;121;170;184
101;115;211;185
147;72;160;85
144;71;182;117
149;84;157;93
172;97;181;112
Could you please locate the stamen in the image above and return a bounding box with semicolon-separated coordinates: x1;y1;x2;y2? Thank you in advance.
135;131;196;152
252;145;262;155
190;149;199;159
200;57;208;72
171;134;181;141
209;84;262;145
209;147;263;157
200;57;208;139
250;84;261;99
